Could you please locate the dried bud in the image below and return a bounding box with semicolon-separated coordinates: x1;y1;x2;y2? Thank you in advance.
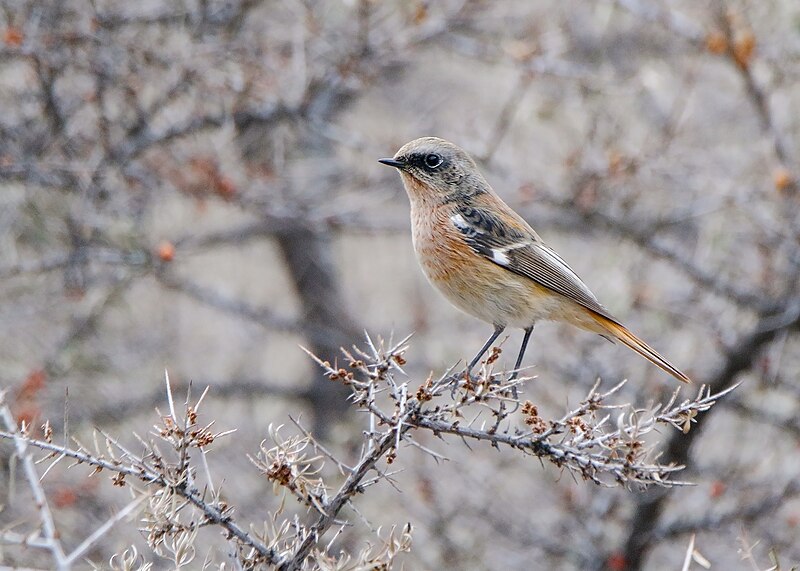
709;480;726;498
567;416;588;434
522;401;547;433
607;149;624;175
52;487;78;508
156;241;175;262
3;27;23;47
733;31;755;68
415;374;434;402
774;168;795;194
267;462;293;487
42;420;53;443
412;3;427;25
607;553;627;571
214;176;236;199
705;31;727;55
486;346;502;365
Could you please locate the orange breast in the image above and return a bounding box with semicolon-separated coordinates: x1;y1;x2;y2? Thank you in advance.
402;175;566;328
411;202;482;280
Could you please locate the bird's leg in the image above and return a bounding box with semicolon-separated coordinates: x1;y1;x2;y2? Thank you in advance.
465;324;505;379
509;326;533;382
507;325;534;403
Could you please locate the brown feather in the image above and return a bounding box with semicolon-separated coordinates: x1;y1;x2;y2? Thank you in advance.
590;313;691;383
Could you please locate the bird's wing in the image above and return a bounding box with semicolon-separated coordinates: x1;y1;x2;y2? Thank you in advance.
451;205;620;323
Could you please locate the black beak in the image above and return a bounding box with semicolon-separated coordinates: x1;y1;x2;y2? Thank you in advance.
378;158;406;169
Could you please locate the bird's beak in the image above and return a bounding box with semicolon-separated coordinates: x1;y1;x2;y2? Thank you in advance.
378;157;406;169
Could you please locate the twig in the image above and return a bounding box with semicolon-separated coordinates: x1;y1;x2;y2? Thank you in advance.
0;394;67;569
681;534;696;571
62;494;149;565
279;430;400;571
0;428;280;565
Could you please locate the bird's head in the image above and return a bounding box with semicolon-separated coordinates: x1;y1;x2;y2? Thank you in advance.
379;137;486;199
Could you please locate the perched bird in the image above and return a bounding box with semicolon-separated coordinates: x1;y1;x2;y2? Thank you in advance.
379;137;690;383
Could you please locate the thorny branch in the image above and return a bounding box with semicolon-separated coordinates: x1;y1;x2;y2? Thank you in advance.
307;334;736;489
0;334;737;569
0;393;67;569
0;386;282;568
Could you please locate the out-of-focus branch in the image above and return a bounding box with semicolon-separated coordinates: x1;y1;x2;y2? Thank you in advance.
0;253;72;279
713;1;796;177
273;230;358;437
619;301;800;570
44;277;135;378
654;479;800;541
726;398;800;438
480;71;534;163
32;54;64;139
114;113;227;164
155;270;302;333
611;0;705;44
80;379;310;426
534;193;775;313
173;219;307;250
614;0;797;185
171;213;411;253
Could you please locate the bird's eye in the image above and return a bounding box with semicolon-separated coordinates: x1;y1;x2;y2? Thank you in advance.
424;153;443;169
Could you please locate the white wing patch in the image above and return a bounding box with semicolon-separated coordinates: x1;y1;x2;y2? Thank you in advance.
490;242;530;267
450;213;469;231
490;248;510;264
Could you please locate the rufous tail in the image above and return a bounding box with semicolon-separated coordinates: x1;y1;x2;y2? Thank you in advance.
591;314;691;383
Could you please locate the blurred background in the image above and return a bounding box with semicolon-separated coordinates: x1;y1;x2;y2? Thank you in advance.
1;0;799;568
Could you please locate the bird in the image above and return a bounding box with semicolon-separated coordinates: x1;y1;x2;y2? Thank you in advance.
379;136;690;384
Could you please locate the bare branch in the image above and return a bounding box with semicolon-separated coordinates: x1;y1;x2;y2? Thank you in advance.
0;393;67;569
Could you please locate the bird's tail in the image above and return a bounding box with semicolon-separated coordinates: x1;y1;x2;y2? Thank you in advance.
590;313;691;383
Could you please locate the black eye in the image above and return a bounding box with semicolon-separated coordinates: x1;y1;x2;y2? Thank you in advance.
424;153;443;169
